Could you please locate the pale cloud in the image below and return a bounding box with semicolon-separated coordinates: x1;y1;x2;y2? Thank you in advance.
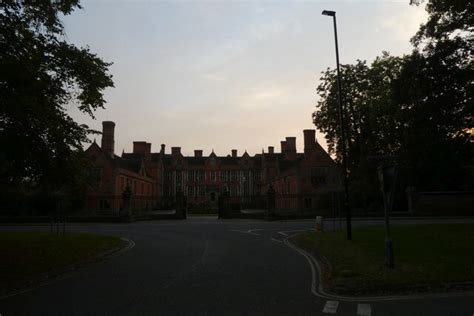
378;4;428;42
238;84;289;110
251;18;290;41
202;72;227;82
65;1;428;156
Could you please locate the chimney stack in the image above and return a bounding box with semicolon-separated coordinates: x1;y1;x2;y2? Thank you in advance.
133;141;147;154
280;141;286;153
284;137;297;160
101;121;115;156
133;141;151;161
160;144;165;154
268;146;274;154
145;142;151;161
194;150;203;157
231;149;237;158
303;129;316;154
171;147;181;156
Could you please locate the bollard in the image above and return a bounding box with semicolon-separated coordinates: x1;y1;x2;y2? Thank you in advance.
315;216;323;232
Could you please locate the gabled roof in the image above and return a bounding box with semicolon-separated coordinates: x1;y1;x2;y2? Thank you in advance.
85;143;149;176
121;153;142;161
116;157;142;174
184;157;206;166
151;153;161;162
220;156;240;166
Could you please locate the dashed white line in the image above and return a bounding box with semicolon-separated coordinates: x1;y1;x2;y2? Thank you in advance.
357;303;371;316
322;300;339;313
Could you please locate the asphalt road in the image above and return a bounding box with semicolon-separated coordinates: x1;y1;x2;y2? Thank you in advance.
0;217;473;316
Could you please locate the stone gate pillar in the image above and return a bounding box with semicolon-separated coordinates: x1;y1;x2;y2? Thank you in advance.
267;185;276;221
122;185;132;219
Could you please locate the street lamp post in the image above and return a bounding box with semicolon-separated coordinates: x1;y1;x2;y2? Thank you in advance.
322;10;352;240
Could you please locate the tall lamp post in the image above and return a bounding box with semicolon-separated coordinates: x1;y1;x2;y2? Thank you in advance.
322;10;352;240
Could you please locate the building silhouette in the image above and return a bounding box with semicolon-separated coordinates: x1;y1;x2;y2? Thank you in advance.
85;121;341;212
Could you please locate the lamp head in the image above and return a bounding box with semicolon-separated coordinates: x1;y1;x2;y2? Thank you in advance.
322;10;336;17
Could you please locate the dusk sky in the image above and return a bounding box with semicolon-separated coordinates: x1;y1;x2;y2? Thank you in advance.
64;0;427;156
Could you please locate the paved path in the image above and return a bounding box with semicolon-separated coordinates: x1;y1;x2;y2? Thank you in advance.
0;217;473;315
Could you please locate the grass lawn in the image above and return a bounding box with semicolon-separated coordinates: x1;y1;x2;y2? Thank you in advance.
292;224;474;295
0;232;124;294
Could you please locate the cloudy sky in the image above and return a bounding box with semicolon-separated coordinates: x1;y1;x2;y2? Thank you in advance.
64;0;427;156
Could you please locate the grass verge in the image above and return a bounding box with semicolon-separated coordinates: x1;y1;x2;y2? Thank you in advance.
0;231;124;295
291;224;474;295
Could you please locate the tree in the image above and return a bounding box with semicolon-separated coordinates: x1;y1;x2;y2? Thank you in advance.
394;0;473;190
313;53;405;209
313;0;473;195
0;1;114;198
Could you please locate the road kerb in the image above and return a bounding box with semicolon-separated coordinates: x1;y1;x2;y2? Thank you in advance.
283;234;474;302
0;237;135;301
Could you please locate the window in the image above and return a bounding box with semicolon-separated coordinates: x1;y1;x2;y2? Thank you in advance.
211;171;216;182
243;182;249;196
176;171;182;191
188;170;195;182
198;185;205;196
311;167;328;185
99;199;111;210
230;185;239;196
89;168;102;187
242;170;250;182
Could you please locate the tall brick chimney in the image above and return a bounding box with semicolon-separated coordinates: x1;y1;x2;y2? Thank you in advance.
160;144;165;154
231;149;237;158
101;121;115;156
171;147;181;156
194;150;203;157
133;141;147;154
285;137;297;160
146;143;151;155
280;141;286;153
303;129;316;154
268;146;274;154
133;141;151;161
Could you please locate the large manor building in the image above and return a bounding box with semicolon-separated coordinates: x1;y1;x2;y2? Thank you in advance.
85;121;341;212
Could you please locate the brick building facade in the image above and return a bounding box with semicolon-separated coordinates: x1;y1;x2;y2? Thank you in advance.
85;121;341;212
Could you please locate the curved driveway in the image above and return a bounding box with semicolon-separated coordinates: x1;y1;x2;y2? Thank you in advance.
0;217;473;315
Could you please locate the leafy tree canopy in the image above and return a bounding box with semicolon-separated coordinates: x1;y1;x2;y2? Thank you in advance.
313;0;473;192
0;0;114;192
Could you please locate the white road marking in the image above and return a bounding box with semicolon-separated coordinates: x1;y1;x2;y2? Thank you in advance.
285;236;474;302
357;303;371;316
285;229;309;233
278;229;308;236
270;237;283;243
248;229;264;235
229;229;260;236
322;300;339;313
